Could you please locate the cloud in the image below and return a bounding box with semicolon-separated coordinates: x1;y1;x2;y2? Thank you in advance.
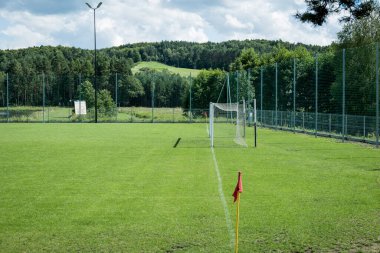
0;0;83;15
0;0;341;49
202;0;340;45
224;14;253;30
96;0;209;46
1;24;56;49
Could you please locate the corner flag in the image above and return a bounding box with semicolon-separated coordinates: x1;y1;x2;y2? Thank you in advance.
233;171;243;253
232;172;243;202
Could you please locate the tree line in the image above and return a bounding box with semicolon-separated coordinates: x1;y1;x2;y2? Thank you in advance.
0;5;379;116
0;39;322;108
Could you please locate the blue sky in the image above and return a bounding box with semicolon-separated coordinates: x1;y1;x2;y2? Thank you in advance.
0;0;343;49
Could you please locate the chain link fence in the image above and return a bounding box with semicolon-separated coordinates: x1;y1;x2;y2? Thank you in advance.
0;43;379;146
252;43;379;146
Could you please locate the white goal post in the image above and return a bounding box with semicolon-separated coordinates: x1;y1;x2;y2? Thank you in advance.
209;101;247;147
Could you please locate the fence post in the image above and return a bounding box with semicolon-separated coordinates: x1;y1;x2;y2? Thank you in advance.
79;73;82;122
260;66;263;125
115;73;118;120
236;71;239;106
376;42;379;147
263;110;265;126
226;73;229;122
6;73;9;123
315;54;318;137
79;73;82;101
189;72;193;123
42;72;45;123
346;115;348;138
329;114;331;133
227;73;233;122
302;112;305;130
363;116;366;140
293;58;296;132
151;81;154;123
247;69;251;109
342;49;346;142
275;62;278;128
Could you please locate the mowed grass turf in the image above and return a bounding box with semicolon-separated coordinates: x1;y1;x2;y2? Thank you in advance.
0;124;379;252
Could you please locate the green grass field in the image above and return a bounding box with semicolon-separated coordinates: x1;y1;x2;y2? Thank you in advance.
0;124;379;252
131;61;202;77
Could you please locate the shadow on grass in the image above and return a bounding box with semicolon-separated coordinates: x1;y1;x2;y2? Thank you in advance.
173;137;247;149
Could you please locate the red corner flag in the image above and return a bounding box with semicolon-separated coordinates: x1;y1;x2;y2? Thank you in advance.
232;172;243;203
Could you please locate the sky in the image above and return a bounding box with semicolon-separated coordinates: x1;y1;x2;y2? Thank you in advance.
0;0;344;50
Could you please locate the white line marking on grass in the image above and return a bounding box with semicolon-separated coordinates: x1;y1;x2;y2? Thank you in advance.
211;147;234;247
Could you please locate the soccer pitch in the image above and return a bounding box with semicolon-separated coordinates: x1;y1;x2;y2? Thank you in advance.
0;124;379;252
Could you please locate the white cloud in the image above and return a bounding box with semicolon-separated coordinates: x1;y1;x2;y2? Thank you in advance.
224;14;253;30
204;0;339;45
0;0;341;49
96;0;209;46
1;24;56;48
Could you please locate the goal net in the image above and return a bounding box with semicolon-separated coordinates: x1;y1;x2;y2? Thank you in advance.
209;101;247;147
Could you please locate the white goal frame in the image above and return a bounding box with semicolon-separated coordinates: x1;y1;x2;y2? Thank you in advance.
209;100;246;147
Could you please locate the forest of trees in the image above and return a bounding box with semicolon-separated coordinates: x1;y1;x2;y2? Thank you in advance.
0;6;379;116
0;39;323;108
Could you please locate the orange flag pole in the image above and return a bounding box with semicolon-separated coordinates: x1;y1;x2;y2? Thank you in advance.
232;172;243;253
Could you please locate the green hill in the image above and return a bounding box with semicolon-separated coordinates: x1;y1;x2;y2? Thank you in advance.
132;61;202;77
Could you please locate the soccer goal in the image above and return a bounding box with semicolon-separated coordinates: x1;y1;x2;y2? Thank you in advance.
209;101;247;147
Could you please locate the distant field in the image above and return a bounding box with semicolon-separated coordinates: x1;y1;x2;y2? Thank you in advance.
131;61;202;77
0;106;207;123
0;124;379;252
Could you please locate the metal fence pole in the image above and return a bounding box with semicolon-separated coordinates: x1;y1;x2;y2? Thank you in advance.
376;42;379;147
43;72;45;123
79;74;82;101
329;114;331;133
236;71;239;103
342;49;346;142
115;73;118;120
227;73;233;122
302;112;305;129
151;81;154;123
79;73;82;121
6;73;9;123
293;58;296;132
189;72;192;122
260;66;263;124
275;62;278;128
247;69;251;109
315;54;318;137
363;116;366;140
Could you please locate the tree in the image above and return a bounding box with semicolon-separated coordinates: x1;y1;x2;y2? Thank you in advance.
230;48;261;71
78;80;95;108
98;89;116;116
330;7;380;115
188;69;226;109
296;0;376;26
120;75;145;106
337;5;380;47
